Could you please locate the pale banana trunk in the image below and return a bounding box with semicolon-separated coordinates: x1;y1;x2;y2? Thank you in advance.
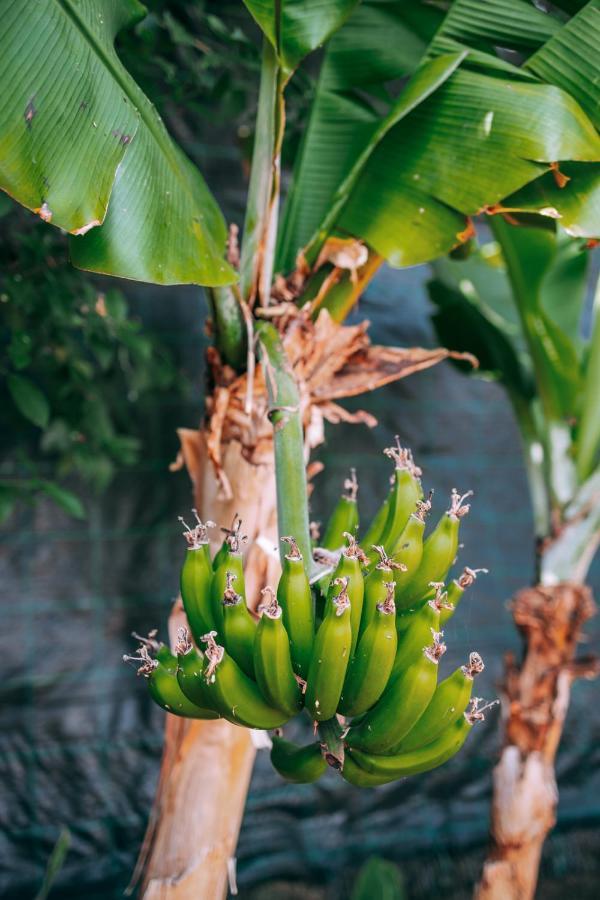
138;434;279;899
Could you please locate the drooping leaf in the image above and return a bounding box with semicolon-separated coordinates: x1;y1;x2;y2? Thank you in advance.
242;0;360;73
577;283;600;480
279;0;600;274
0;0;236;286
38;482;86;520
7;373;50;428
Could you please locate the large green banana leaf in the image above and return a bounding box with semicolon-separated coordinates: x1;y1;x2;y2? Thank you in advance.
0;0;235;286
242;0;360;74
278;0;600;274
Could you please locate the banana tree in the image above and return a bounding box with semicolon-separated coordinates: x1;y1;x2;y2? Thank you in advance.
1;0;599;897
429;220;600;898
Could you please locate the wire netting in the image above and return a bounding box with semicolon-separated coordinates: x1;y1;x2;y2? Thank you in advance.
1;267;598;899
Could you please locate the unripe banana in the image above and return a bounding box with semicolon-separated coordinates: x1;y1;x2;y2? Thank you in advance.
221;571;257;678
392;651;484;751
360;490;392;555
390;585;446;681
278;536;315;678
360;546;405;638
210;520;247;636
345;632;446;753
321;469;359;549
305;576;353;721
377;439;422;558
325;533;366;655
131;629;176;672
392;495;432;606
254;587;302;717
179;512;217;642
341;751;393;787
270;734;327;784
175;627;217;710
339;582;397;717
397;489;472;609
441;566;488;626
347;697;491;781
124;641;219;719
200;631;288;729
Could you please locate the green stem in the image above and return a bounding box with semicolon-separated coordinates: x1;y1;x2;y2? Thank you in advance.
576;281;600;483
255;321;312;572
509;392;550;546
239;38;284;305
317;716;345;769
207;286;247;371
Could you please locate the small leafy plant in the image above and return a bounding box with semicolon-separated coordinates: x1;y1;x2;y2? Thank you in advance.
126;439;494;787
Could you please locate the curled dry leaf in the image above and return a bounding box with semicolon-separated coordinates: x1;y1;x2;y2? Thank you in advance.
171;304;477;493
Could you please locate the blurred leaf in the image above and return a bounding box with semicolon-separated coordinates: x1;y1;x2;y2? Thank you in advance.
7;374;50;428
351;857;406;900
429;278;534;401
577;282;600;480
0;485;18;523
34;827;71;900
37;482;85;519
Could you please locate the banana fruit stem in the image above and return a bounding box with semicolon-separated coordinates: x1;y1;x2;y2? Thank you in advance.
318;716;345;769
255;320;312;572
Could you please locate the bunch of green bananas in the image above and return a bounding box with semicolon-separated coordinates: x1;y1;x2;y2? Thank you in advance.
124;440;494;787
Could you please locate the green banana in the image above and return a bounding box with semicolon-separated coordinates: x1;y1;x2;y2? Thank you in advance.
254;587;302;717
321;469;359;549
441;566;488;626
179;512;217;642
278;536;315;678
390;586;445;680
347;700;486;781
339;582;397;717
360;490;392;555
221;571;257;678
360;546;404;638
377;439;422;558
200;631;288;729
210;520;247;636
341;751;393;787
131;629;177;673
396;489;472;610
392;495;432;607
392;651;484;752
305;576;353;721
270;734;327;784
175;627;218;710
124;641;219;719
326;533;366;655
345;632;446;753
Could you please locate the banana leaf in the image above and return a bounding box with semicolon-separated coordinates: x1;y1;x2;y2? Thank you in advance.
0;0;235;286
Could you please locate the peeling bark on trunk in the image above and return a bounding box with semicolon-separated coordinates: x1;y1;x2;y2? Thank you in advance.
137;437;279;899
475;583;599;900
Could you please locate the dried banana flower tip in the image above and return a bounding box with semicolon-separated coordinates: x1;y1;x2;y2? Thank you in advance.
259;586;281;618
332;576;351;615
384;436;421;477
342;468;359;502
462;651;485;678
424;629;447;663
343;532;369;563
281;535;303;560
457;566;489;589
175;626;193;656
123;644;158;677
414;491;433;522
428;581;451;610
222;571;243;606
377;582;396;615
448;489;474;519
179;510;215;549
200;631;224;680
223;513;248;552
131;629;161;653
465;696;499;724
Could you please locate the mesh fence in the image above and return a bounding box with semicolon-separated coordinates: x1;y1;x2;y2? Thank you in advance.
1;267;598;899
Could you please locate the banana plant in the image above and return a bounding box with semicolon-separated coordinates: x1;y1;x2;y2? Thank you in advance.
428;220;600;898
1;1;599;898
